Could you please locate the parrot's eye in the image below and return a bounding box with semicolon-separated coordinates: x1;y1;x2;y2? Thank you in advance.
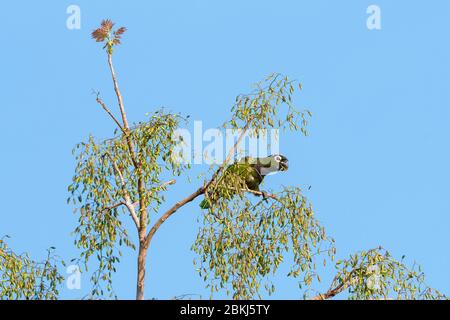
274;155;282;162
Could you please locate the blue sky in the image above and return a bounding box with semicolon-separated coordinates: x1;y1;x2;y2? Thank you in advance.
0;1;449;299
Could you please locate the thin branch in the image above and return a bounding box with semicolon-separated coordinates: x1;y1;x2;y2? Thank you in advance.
124;201;140;230
103;152;126;184
311;280;349;300
240;188;278;201
312;268;366;300
107;53;130;131
105;51;140;170
105;52;145;239
103;152;140;229
144;187;205;248
95;94;126;134
157;179;176;190
101;201;127;213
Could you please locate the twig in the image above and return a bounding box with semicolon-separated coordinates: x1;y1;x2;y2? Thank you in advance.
241;188;278;200
311;280;349;300
103;152;140;229
158;179;176;190
107;53;130;130
95;94;126;134
312;269;363;300
101;201;127;213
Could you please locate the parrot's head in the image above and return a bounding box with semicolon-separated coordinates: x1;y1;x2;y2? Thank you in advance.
273;154;289;172
257;154;289;176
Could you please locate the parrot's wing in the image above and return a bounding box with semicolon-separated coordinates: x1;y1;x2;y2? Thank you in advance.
237;156;258;165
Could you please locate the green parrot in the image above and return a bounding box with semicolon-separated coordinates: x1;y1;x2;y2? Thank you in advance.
200;154;289;209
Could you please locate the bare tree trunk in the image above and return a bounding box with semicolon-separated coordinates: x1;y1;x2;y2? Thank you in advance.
136;243;148;300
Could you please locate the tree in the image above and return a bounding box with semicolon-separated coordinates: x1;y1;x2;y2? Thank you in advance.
311;247;445;300
0;236;64;300
68;20;445;300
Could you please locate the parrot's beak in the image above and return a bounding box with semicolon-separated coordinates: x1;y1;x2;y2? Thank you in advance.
280;159;289;171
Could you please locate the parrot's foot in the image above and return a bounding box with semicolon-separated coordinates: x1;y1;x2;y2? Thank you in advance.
261;191;269;202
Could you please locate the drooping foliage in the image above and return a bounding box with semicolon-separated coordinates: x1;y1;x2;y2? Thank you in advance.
322;247;446;300
193;187;335;299
69;111;190;297
0;237;64;300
